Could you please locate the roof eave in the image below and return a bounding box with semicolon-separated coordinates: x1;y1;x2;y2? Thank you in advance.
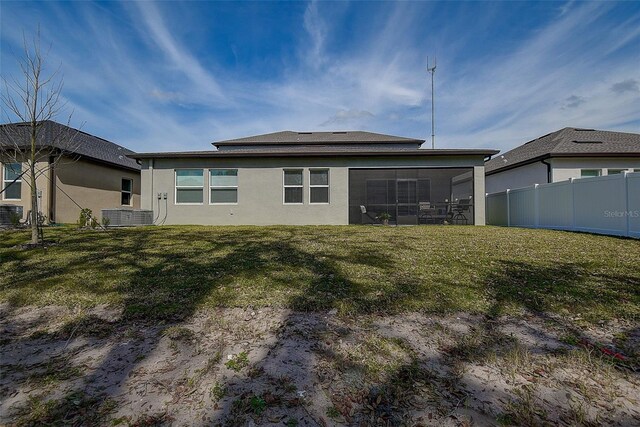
129;149;499;160
486;152;640;175
212;139;426;147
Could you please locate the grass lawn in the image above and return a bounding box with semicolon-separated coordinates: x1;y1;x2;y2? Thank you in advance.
1;225;638;323
2;225;640;426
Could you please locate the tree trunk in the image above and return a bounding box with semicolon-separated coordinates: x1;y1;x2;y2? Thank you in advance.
30;120;40;245
30;162;39;244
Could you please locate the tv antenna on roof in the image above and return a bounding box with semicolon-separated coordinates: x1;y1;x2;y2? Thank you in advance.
427;56;436;149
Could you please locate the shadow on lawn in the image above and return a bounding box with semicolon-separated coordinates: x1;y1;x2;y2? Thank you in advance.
3;227;639;425
4;227;409;424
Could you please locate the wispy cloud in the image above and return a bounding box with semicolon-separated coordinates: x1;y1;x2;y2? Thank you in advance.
1;1;638;154
562;95;586;109
133;1;226;104
320;109;375;127
438;1;640;149
302;1;327;69
611;79;639;95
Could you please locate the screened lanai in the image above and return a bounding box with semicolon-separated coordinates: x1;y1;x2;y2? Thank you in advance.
348;168;474;225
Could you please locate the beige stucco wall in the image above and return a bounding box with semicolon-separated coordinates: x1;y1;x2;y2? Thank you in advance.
55;158;140;223
549;157;640;182
0;158;51;221
141;155;488;226
473;166;486;225
1;156;140;224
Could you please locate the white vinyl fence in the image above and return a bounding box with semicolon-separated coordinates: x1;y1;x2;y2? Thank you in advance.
486;172;640;238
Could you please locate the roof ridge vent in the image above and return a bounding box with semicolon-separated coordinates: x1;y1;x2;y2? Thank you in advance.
297;132;313;135
332;131;347;134
574;128;595;131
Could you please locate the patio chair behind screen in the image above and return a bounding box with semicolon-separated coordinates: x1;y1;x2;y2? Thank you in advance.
360;205;379;224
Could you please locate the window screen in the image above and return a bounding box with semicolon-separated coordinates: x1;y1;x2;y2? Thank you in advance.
210;169;238;203
284;170;303;203
310;169;329;203
176;169;204;203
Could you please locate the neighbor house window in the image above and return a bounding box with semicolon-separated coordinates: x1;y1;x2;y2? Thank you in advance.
2;162;22;200
309;169;329;204
607;169;626;175
580;169;601;178
210;169;238;204
283;169;303;204
175;169;204;204
121;178;133;206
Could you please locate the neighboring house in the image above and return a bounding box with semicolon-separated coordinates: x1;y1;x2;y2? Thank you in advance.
485;128;640;193
131;131;498;226
0;121;141;223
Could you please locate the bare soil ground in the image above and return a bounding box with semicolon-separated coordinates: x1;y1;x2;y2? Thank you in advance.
1;304;639;426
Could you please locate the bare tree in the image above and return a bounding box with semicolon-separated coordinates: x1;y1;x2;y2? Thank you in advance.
1;29;80;244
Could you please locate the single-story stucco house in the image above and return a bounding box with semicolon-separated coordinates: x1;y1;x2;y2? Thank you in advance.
485;127;640;193
131;131;498;226
0;120;141;224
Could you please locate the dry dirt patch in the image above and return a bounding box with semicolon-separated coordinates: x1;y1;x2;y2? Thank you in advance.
1;304;639;426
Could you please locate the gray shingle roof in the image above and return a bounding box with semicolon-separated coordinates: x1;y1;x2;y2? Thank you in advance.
213;130;425;146
0;120;140;171
485;127;640;174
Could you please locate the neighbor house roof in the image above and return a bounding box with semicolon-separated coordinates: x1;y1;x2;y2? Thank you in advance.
131;147;499;159
486;127;640;175
213;131;425;147
0;120;140;171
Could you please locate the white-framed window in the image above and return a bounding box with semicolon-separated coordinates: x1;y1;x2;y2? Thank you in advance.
309;169;329;204
283;169;303;204
607;169;626;175
121;178;133;206
175;169;204;204
210;169;238;204
580;169;601;178
2;162;22;200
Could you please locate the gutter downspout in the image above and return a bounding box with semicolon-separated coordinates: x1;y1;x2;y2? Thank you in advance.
149;158;154;209
48;155;56;223
541;158;552;183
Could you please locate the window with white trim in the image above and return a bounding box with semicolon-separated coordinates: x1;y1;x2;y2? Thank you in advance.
607;169;626;175
283;169;303;204
210;169;238;204
175;169;204;204
2;162;22;200
309;169;329;204
121;178;133;206
580;169;601;178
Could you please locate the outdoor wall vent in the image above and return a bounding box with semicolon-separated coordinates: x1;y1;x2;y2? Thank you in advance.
101;208;153;226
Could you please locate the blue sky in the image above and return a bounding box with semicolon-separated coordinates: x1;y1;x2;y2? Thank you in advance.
1;1;639;154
